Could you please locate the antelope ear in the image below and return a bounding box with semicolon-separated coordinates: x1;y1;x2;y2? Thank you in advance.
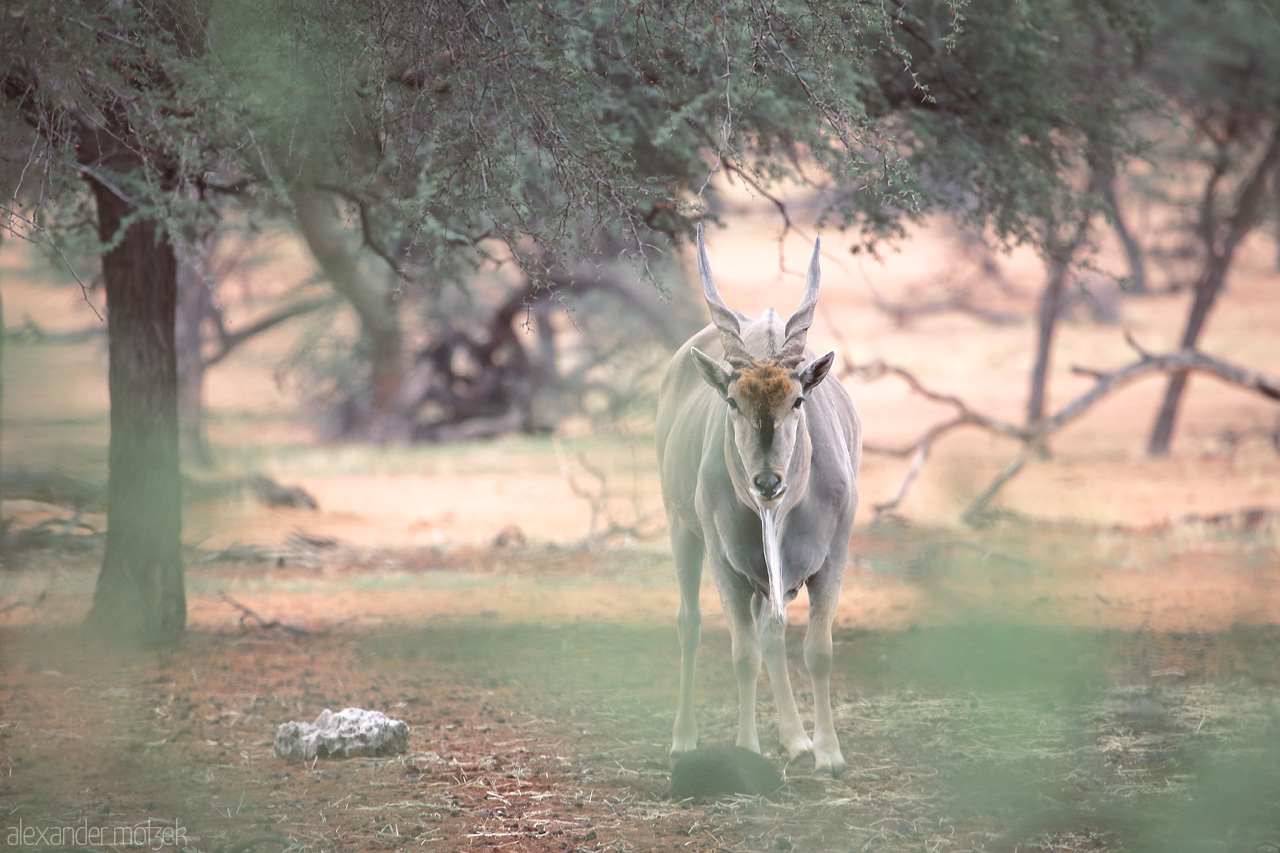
690;347;733;397
799;351;836;394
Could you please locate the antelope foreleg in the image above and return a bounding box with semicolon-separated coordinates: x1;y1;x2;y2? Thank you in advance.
719;578;763;753
755;593;813;759
805;565;847;776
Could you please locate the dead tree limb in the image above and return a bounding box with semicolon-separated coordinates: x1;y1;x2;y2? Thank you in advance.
960;445;1038;527
220;594;311;636
965;348;1280;524
853;361;1026;443
0;592;46;615
849;348;1280;525
848;361;1025;521
864;414;967;517
1052;349;1280;433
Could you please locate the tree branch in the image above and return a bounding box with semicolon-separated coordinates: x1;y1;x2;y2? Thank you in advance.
848;347;1280;525
966;347;1280;524
203;295;338;369
851;360;1027;441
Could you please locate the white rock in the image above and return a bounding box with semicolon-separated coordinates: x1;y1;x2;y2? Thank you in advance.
274;708;409;763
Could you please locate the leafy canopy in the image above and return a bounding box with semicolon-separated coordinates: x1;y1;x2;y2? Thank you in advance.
3;0;1156;272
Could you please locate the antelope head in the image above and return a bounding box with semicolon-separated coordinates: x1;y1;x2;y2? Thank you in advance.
689;225;836;515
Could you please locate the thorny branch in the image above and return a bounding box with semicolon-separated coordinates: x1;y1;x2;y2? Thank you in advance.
694;13;734;202
2;203;104;321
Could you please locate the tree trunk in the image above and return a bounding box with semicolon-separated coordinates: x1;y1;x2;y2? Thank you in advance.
1096;167;1147;294
1273;167;1280;272
0;134;25;555
1145;256;1227;456
1147;124;1280;456
293;191;410;441
175;238;213;464
1027;214;1092;428
1027;254;1069;427
83;180;186;649
0;246;5;553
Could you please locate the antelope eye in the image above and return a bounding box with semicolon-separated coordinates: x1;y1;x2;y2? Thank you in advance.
792;397;805;409
726;397;740;411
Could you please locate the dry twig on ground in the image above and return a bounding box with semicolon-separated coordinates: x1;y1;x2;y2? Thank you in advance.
553;440;665;548
220;594;311;636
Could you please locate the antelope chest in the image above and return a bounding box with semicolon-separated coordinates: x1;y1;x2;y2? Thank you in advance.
709;502;831;595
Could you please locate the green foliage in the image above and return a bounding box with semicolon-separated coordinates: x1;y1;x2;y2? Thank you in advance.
1141;0;1280;233
859;0;1154;248
1151;0;1280;119
1;1;241;249
200;0;929;276
3;0;1168;274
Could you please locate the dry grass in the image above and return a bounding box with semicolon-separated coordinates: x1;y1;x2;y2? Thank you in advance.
4;492;1280;853
4;582;1280;852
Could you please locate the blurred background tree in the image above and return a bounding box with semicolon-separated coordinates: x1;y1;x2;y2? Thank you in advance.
0;0;933;646
210;0;920;441
7;0;1277;646
1138;0;1280;456
857;0;1150;436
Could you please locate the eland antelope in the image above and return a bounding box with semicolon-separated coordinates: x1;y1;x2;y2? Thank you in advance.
656;225;861;777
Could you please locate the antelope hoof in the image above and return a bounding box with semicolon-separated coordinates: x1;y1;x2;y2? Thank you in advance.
814;749;848;779
781;734;814;761
816;759;849;779
672;718;699;757
671;737;699;761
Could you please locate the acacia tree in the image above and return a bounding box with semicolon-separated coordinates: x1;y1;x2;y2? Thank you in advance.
1;0;1159;645
1142;0;1280;455
208;0;930;439
0;0;930;645
0;3;225;646
0;129;33;548
859;0;1149;437
215;0;1157;442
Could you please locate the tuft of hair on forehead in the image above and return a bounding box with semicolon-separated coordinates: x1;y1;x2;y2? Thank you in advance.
734;359;796;413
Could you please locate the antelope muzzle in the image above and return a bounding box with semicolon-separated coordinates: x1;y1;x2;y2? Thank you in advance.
752;471;787;502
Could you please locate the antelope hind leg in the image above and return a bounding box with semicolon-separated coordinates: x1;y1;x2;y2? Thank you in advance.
670;524;704;757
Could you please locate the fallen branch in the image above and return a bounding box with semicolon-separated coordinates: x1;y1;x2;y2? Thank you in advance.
866;415;966;518
1057;348;1280;426
846;361;1026;520
220;594;311;636
960;444;1037;527
2;470;104;510
847;347;1280;525
853;361;1027;447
